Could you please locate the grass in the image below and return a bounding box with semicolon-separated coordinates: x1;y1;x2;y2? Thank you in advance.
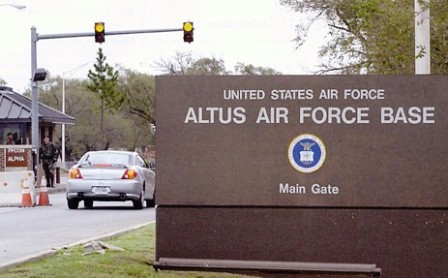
1;224;255;278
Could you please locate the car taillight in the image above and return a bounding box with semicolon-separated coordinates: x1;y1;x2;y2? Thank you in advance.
121;169;137;179
69;168;83;179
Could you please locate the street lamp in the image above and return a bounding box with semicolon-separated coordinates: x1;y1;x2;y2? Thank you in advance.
61;61;93;164
33;68;47;81
0;3;26;10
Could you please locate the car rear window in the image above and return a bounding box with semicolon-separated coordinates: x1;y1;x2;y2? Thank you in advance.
84;153;131;166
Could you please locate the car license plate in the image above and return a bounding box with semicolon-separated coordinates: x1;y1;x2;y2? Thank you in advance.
92;187;110;195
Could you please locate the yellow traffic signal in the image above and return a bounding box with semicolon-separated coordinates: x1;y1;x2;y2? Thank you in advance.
94;22;105;43
183;22;193;43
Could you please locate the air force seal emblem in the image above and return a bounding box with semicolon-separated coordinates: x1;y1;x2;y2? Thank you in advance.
288;134;326;173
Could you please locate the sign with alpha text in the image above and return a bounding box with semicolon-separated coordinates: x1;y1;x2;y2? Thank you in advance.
156;75;448;208
5;147;28;168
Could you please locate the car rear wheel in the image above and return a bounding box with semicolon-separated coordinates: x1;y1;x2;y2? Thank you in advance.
146;191;155;207
84;200;94;209
133;191;144;210
67;198;79;210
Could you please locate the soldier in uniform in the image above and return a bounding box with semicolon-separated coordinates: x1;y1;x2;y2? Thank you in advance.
39;136;59;187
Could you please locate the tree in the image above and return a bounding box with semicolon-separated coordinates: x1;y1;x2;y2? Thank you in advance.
36;74;144;159
234;62;281;75
34;53;283;158
280;0;448;74
155;52;280;75
87;48;126;149
119;69;155;123
429;2;448;74
118;69;155;145
87;48;124;112
187;57;229;75
154;52;194;75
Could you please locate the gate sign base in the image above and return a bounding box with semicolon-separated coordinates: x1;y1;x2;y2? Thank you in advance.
155;75;448;277
153;257;381;276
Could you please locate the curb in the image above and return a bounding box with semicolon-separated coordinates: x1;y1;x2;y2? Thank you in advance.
0;221;155;274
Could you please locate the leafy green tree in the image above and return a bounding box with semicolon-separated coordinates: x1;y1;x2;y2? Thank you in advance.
37;74;142;159
87;48;125;112
118;69;155;123
429;2;448;74
35;52;284;158
118;69;155;146
280;0;448;74
87;48;126;149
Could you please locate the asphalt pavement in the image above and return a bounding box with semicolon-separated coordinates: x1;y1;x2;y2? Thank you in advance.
0;173;154;273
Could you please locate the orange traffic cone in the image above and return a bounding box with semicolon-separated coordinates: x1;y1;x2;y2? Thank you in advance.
21;182;33;207
38;185;51;206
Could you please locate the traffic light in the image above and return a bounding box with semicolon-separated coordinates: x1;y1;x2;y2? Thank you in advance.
183;22;193;43
94;22;105;43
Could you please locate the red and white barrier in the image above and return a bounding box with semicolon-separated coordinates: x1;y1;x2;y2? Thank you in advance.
0;171;36;207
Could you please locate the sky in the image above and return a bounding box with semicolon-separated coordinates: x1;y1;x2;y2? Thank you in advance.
0;0;326;94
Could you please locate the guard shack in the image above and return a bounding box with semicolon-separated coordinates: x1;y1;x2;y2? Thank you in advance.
0;86;75;172
155;76;447;277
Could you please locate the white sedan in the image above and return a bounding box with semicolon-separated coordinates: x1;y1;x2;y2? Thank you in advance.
66;150;155;209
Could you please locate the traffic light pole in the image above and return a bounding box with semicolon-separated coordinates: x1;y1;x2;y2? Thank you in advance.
30;25;183;177
37;27;183;40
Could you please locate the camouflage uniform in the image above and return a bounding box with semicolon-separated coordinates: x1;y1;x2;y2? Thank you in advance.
39;141;58;187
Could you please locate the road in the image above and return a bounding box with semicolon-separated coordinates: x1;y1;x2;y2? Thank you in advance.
0;192;155;268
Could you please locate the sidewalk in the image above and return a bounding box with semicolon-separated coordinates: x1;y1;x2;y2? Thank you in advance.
41;173;67;194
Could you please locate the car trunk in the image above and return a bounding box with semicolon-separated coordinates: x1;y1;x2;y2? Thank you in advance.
78;165;127;180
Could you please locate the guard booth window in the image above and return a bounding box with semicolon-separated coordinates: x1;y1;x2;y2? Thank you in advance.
0;124;24;145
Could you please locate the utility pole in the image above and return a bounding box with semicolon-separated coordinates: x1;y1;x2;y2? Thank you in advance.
30;27;40;180
415;0;430;74
30;24;188;176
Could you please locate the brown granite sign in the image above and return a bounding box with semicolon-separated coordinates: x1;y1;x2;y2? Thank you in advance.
156;75;448;208
156;75;448;276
